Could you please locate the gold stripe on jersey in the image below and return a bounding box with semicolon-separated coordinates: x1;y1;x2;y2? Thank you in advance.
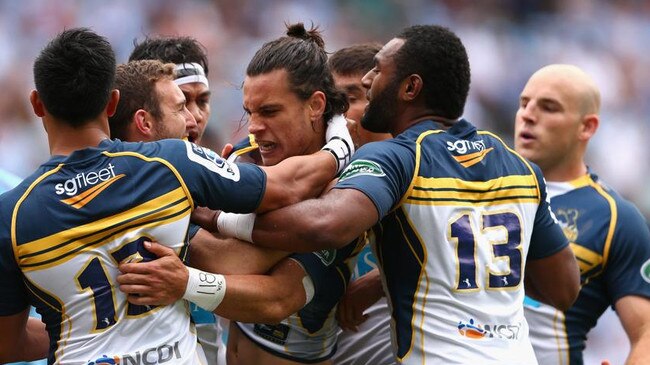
396;129;443;211
60;174;126;209
569;243;603;275
452;147;494;168
406;175;540;206
588;177;617;267
16;187;190;271
24;278;70;363
394;207;430;362
101;150;195;210
234;134;260;157
478;130;542;196
12;164;65;260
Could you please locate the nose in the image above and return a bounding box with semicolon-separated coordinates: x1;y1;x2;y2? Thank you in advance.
518;102;536;124
186;103;204;128
361;69;374;93
247;114;265;135
185;107;198;131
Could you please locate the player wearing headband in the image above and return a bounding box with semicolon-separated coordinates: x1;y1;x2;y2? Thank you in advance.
130;36;211;144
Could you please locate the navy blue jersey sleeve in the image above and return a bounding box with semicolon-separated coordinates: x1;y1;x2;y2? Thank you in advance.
154;140;266;213
605;201;650;304
528;163;570;260
0;194;30;315
187;223;201;240
334;140;416;219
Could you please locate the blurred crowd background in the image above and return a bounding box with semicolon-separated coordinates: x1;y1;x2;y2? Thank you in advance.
0;0;645;363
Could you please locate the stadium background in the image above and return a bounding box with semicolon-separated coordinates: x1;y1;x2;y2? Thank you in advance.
1;0;644;363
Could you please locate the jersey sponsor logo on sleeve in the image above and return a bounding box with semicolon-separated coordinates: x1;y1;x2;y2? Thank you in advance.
338;159;385;182
641;259;650;284
185;141;240;181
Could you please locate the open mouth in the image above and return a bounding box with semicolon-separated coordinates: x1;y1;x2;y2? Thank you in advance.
518;131;536;142
257;141;276;153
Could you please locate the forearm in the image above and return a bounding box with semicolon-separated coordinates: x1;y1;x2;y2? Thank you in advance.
251;189;377;252
189;229;290;274
258;151;337;212
215;260;307;323
627;326;650;365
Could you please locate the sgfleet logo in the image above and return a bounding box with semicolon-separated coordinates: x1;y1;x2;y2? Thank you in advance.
457;318;522;340
447;139;486;154
447;139;494;168
55;164;125;209
87;341;182;365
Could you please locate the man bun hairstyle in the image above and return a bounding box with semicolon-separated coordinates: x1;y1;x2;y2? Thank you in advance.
246;22;348;123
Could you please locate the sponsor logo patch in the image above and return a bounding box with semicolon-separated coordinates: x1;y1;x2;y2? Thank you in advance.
313;249;336;266
338;159;385;182
641;259;650;284
185;141;240;181
87;341;182;364
457;318;522;340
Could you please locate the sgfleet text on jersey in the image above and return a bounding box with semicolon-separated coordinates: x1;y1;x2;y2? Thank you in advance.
55;163;117;196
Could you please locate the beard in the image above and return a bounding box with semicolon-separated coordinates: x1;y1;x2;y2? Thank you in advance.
361;78;400;134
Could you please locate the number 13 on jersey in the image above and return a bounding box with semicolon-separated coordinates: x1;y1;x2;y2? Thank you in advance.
448;211;523;292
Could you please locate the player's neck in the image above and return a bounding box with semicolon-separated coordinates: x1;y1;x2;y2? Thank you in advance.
47;118;111;156
542;161;588;183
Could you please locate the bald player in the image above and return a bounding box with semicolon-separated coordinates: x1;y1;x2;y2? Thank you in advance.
517;64;650;365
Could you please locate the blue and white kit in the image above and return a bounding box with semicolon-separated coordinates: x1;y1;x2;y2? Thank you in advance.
0;139;267;365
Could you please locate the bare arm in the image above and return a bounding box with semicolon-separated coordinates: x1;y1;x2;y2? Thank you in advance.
119;242;308;324
256;150;337;212
252;188;378;252
615;295;650;365
525;245;580;311
213;259;308;324
0;308;49;363
189;228;290;275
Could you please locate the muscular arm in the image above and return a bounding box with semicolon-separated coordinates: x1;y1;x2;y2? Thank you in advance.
214;259;309;324
0;308;48;363
252;188;378;252
256;151;338;213
525;245;580;311
121;243;309;324
189;228;290;275
615;295;650;364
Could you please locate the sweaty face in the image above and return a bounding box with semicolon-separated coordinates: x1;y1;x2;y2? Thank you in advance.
152;79;197;141
243;69;323;166
179;82;210;144
514;73;584;172
360;38;404;134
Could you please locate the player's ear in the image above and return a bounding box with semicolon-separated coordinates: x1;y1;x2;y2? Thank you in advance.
29;90;45;117
133;109;154;137
106;89;120;117
578;114;599;142
401;74;422;101
307;91;326;120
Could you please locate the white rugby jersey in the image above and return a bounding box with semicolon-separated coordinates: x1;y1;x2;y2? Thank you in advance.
335;119;568;364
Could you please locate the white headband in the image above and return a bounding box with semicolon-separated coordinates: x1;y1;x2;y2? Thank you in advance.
174;62;209;88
